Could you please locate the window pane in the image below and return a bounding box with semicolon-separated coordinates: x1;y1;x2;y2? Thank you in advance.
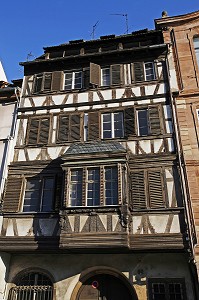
105;167;118;205
87;168;100;206
41;177;54;212
23;179;40;212
145;62;156;81
114;112;124;138
64;72;73;90
34;74;43;93
74;71;82;89
43;73;52;90
70;169;83;206
102;68;110;86
138;110;149;136
102;113;112;138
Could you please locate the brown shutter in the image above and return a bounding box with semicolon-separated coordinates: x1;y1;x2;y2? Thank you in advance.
130;171;146;209
43;73;52;91
148;170;164;208
39;118;50;144
51;71;63;91
149;106;161;135
3;177;23;212
90;63;100;86
70;114;81;141
132;62;144;82
54;174;63;211
88;111;99;140
111;64;123;85
83;68;90;89
58;115;69;142
28;118;39;144
124;108;135;137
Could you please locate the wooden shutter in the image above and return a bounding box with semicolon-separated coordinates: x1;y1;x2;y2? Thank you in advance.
39;118;50;144
54;174;63;211
132;62;144;82
51;71;63;91
58;115;69;142
88;111;99;140
130;171;146;209
83;68;90;89
124;108;135;137
149;106;161;135
43;73;52;91
3;177;23;212
28;118;39;144
111;64;123;85
70;114;81;141
148;170;164;208
90;63;100;86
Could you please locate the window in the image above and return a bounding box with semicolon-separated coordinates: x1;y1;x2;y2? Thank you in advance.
33;73;52;93
193;36;199;68
69;166;118;206
23;177;54;212
64;71;82;90
137;106;161;136
57;113;81;142
132;61;156;82
148;279;186;300
102;68;110;86
130;168;166;210
102;112;124;139
27;117;50;145
101;65;123;86
8;272;53;300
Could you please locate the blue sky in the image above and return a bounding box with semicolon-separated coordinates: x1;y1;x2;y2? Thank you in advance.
1;0;199;82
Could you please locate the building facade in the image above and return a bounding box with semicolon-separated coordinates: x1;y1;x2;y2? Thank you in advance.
156;9;199;292
0;25;196;299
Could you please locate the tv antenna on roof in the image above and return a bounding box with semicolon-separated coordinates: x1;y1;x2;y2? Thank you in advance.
91;21;99;40
110;13;129;34
26;51;34;61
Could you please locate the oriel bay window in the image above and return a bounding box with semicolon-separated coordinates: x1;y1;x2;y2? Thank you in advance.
23;176;55;212
68;166;119;206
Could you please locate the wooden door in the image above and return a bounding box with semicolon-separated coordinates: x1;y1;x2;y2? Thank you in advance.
78;274;132;300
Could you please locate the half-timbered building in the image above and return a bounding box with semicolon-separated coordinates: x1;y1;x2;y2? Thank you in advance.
0;27;196;299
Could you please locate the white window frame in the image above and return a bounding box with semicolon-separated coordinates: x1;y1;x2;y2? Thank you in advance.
64;70;82;90
144;62;156;81
101;67;110;86
137;109;150;136
101;112;124;139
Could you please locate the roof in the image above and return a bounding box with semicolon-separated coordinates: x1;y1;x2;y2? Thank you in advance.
63;141;126;156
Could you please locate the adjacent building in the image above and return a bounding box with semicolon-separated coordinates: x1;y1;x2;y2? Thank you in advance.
0;13;198;300
156;9;199;292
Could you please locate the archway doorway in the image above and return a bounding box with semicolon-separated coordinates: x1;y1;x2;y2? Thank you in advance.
77;273;134;300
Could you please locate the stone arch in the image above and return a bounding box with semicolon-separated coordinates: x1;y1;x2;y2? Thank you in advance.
7;268;54;300
70;266;138;300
